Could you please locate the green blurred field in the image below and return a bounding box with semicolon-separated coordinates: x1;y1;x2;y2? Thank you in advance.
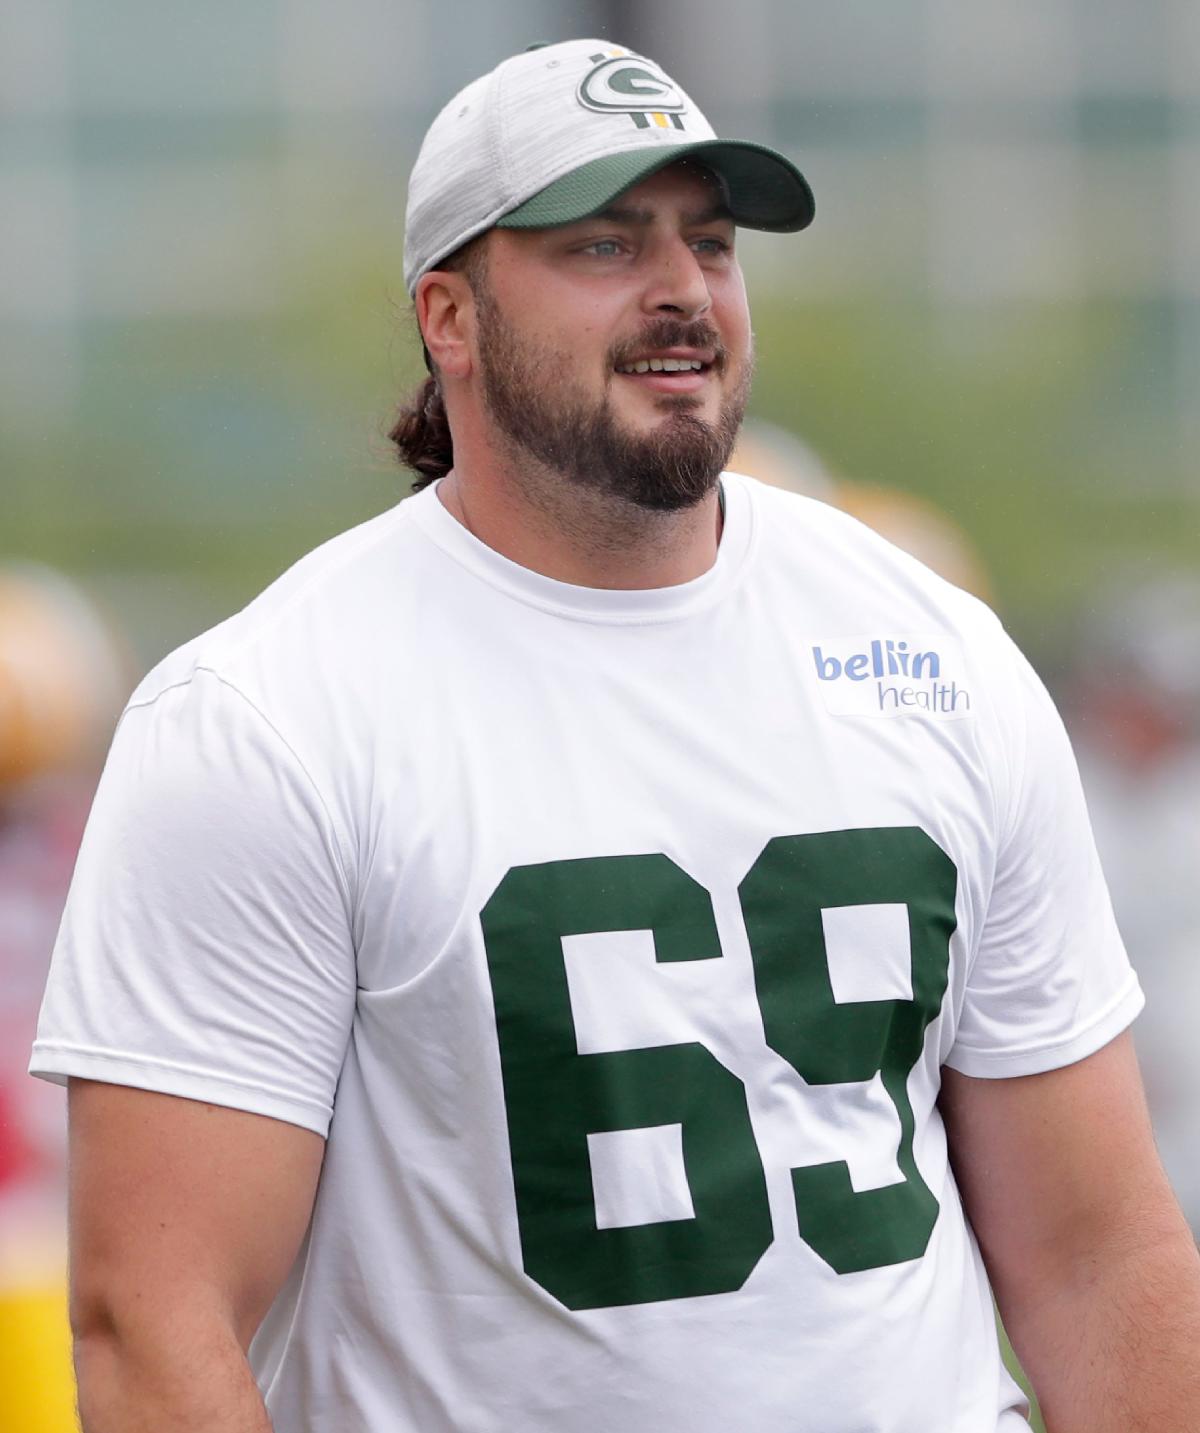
999;1318;1045;1432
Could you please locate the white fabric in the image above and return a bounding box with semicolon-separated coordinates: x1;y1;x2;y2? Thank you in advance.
32;473;1141;1433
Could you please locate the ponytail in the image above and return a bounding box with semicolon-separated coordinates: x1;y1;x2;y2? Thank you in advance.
390;374;453;491
392;236;487;490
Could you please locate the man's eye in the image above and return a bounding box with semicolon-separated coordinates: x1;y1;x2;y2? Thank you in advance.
693;236;731;255
584;239;625;257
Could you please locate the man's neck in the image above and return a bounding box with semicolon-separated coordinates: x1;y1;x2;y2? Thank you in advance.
435;454;724;591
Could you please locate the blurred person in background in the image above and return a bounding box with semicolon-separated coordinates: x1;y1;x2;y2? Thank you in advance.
0;564;128;1432
1061;574;1200;1229
28;37;1200;1433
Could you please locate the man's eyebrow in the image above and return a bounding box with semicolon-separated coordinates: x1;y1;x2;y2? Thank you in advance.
685;202;735;225
585;201;735;227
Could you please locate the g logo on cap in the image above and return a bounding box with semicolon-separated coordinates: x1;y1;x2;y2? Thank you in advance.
577;55;687;115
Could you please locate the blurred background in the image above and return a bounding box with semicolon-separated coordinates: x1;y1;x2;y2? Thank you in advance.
2;2;1198;1428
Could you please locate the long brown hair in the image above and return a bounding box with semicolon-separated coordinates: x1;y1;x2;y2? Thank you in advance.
389;369;453;491
389;240;485;492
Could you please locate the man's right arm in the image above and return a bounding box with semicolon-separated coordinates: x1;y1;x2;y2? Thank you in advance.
69;1079;325;1433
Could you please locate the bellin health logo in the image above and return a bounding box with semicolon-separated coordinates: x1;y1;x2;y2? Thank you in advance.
810;637;973;720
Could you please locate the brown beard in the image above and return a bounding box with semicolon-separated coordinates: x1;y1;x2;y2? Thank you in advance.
473;286;752;513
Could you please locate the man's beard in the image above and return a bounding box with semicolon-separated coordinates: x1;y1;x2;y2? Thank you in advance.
473;288;751;513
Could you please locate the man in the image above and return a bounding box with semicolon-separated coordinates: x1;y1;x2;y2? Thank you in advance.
31;38;1200;1433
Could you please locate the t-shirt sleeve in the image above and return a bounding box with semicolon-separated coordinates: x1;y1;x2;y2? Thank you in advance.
945;638;1144;1078
29;669;357;1136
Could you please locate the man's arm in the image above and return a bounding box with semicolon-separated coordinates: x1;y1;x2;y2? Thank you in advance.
940;1031;1200;1432
68;1079;325;1433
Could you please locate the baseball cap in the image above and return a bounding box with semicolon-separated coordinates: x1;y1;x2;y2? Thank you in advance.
403;39;814;294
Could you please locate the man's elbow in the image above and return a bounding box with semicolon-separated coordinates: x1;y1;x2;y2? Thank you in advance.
69;1275;272;1432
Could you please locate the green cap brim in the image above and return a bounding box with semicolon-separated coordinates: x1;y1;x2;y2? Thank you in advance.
495;140;814;234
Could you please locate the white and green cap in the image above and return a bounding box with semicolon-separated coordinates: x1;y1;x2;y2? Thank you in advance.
403;38;814;294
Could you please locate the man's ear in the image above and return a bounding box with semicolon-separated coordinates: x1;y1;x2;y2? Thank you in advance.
415;270;475;381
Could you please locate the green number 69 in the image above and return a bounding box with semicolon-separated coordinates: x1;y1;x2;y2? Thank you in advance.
481;827;956;1310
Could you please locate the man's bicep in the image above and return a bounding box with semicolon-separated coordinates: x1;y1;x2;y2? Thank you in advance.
69;1079;325;1350
940;1032;1182;1298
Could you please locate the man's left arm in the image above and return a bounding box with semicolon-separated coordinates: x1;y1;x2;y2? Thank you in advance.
940;1030;1200;1432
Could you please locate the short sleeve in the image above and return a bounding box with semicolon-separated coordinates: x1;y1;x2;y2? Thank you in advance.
29;670;357;1135
946;642;1144;1078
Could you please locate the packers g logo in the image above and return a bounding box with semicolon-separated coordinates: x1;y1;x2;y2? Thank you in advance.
578;53;688;130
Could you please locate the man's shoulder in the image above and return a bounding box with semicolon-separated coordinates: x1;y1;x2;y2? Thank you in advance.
129;498;424;712
731;470;1000;637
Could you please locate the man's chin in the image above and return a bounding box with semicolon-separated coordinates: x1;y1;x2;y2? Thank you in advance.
607;403;726;460
628;475;722;513
612;386;711;423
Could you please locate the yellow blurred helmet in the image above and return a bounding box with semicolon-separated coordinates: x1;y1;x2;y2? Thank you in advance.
0;564;129;788
729;420;840;502
728;422;992;602
833;481;993;603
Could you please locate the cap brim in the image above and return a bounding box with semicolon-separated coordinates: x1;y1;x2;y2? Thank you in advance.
495;140;814;234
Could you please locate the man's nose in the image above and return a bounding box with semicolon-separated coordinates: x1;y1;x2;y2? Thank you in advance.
641;239;712;319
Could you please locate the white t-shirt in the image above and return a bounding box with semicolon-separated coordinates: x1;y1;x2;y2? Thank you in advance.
32;473;1141;1433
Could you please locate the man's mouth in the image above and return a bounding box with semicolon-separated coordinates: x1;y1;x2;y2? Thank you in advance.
612;348;719;395
616;357;708;375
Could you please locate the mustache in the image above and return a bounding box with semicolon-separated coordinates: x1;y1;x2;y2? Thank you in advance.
608;319;729;372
